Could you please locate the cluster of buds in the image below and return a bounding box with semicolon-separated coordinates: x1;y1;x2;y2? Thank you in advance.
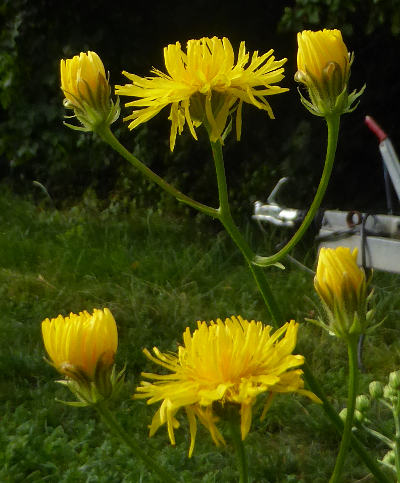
338;373;400;476
339;394;371;426
295;29;365;117
370;371;400;402
369;374;400;474
60;51;120;132
42;308;124;406
313;247;374;340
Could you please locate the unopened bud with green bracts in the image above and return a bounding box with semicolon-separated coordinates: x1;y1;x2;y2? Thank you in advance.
313;247;372;340
295;29;365;117
369;381;384;400
388;370;400;391
60;51;120;132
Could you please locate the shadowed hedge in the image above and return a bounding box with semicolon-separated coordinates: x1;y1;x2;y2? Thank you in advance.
1;0;400;214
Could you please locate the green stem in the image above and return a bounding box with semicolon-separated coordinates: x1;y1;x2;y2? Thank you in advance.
304;365;391;482
330;337;359;483
210;137;391;483
95;402;177;483
254;114;340;267
227;407;249;483
97;126;219;218
210;140;283;325
100;125;390;483
392;398;400;482
361;424;395;449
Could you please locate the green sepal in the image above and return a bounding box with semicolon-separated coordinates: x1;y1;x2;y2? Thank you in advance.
297;88;325;117
305;317;333;335
344;84;366;114
63;121;91;132
221;117;232;143
53;362;126;407
62;84;120;133
54;398;89;407
296;57;365;118
365;316;386;335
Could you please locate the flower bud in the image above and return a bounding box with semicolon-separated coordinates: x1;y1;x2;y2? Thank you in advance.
355;395;370;413
60;51;119;131
383;384;397;400
353;409;364;424
388;370;400;391
339;407;363;424
42;308;122;404
369;381;384;400
295;29;364;117
314;247;369;339
339;407;347;423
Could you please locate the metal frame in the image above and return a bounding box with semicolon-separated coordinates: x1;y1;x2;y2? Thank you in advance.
252;116;400;274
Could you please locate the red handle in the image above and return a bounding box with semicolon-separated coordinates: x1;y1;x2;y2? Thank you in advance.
365;115;387;143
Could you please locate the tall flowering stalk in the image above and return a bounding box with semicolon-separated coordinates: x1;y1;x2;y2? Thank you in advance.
254;29;364;269
57;34;390;482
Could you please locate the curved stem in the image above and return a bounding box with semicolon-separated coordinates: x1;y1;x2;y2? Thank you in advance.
210;137;391;483
330;337;359;483
98;126;219;218
227;407;248;483
254;114;340;267
99;121;390;483
95;402;177;483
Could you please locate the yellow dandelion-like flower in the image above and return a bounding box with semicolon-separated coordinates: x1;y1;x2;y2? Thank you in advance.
42;308;118;381
60;51;119;131
115;37;288;150
314;247;370;338
135;316;319;456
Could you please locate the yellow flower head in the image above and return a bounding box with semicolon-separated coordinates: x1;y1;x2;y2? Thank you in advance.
115;37;288;150
295;29;363;116
314;247;369;338
60;51;119;131
297;29;349;85
42;308;118;381
135;316;319;456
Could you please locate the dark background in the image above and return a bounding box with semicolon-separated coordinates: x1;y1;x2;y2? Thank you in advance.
1;0;400;216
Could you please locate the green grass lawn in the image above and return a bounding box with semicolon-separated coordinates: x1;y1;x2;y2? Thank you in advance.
1;189;399;482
